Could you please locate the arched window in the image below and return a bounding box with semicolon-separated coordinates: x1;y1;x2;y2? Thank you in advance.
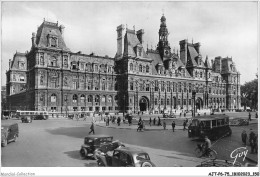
88;95;93;103
146;65;149;73
51;94;56;102
167;98;170;105
139;65;142;72
161;98;164;105
130;63;133;71
154;98;158;105
130;82;134;90
146;84;149;91
101;96;106;102
108;95;112;103
73;94;78;103
80;94;85;103
95;95;100;102
101;80;106;90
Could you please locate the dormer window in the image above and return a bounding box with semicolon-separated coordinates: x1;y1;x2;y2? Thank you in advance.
138;48;142;56
50;57;57;67
51;37;57;47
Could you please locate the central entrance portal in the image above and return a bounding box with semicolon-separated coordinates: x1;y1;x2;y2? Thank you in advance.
139;97;149;112
196;97;203;111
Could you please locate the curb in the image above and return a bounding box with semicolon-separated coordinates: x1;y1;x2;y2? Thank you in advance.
245;156;258;164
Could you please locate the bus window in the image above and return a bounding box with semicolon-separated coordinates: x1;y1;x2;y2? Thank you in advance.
217;120;221;126
205;121;210;128
212;120;217;127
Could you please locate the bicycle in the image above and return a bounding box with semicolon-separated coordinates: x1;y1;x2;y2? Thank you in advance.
195;144;217;159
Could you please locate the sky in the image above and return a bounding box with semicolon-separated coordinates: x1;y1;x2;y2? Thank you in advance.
1;1;258;86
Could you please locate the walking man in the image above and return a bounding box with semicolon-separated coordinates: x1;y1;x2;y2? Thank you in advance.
183;120;187;131
248;112;252;121
153;117;156;125
89;122;95;134
117;117;121;126
157;117;161;126
249;129;256;153
172;121;176;132
149;117;152;126
163;119;166;130
241;130;247;145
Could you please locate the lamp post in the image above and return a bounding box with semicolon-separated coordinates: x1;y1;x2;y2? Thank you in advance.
192;91;196;117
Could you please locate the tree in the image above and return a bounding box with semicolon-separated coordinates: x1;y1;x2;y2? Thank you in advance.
241;79;258;111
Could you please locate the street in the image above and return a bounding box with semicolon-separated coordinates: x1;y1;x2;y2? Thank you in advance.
1;113;258;167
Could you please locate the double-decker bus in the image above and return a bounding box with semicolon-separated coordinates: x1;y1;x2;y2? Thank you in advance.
188;114;232;140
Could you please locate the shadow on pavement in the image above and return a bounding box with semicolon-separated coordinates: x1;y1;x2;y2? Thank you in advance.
46;126;89;139
64;150;97;167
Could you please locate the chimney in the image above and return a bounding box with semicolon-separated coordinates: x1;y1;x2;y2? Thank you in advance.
179;39;188;65
116;24;125;59
136;29;144;44
31;32;36;48
59;25;65;39
194;42;201;54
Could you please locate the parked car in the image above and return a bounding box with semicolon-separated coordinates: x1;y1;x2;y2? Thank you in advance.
1;123;19;147
168;114;176;118
229;118;249;126
21;116;32;123
163;114;169;118
79;135;124;159
96;147;156;167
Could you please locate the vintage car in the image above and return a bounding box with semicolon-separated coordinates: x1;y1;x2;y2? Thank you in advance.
229;118;249;126
21;116;32;123
79;135;124;159
1;123;19;147
96;147;156;167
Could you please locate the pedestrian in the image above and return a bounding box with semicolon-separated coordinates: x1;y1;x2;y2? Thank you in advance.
172;121;176;132
180;112;182;117
256;112;258;118
184;112;186;117
117;117;121;126
157;117;161;126
163;119;166;130
248;112;252;121
153;117;156;125
183;120;187;131
249;129;256;153
89;122;95;134
241;130;247;145
149;117;152;126
137;120;143;132
106;117;110;126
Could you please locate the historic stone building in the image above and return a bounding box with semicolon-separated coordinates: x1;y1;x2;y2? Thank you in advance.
6;15;241;115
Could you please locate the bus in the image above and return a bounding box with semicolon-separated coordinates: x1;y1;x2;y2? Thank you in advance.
16;110;49;120
188;114;232;141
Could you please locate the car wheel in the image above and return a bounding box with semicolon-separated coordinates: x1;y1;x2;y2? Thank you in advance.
2;139;7;147
141;162;153;167
13;134;17;142
80;148;87;158
97;160;105;166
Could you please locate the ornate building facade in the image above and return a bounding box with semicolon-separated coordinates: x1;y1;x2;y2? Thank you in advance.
6;15;241;115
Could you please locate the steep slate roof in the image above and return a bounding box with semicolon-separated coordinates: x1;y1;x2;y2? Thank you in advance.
123;29;148;58
147;51;162;75
35;21;69;51
187;46;198;67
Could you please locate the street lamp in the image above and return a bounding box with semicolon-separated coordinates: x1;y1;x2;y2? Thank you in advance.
192;91;196;117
